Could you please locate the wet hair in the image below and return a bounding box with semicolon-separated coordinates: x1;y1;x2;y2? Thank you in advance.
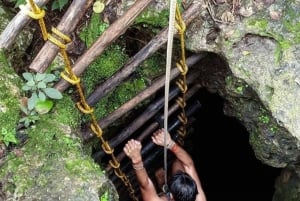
168;171;198;201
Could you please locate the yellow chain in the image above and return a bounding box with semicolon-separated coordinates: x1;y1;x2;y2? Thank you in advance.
25;1;138;200
175;3;188;145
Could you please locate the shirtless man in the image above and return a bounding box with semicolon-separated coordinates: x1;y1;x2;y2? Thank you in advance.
123;129;206;201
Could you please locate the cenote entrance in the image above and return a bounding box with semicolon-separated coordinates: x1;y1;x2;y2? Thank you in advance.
94;53;283;201
100;86;282;201
186;88;282;201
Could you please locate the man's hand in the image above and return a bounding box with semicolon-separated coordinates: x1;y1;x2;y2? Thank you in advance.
123;139;142;164
151;128;173;148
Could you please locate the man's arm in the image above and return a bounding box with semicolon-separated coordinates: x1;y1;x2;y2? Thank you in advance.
170;143;207;201
152;129;207;201
123;139;161;201
151;129;193;169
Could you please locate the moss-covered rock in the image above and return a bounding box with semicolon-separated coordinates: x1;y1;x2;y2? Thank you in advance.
0;94;118;200
0;50;118;200
185;0;300;165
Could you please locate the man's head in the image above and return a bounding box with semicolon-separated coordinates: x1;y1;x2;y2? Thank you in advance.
168;171;198;201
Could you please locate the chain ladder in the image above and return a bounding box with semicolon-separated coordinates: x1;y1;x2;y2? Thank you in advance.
174;4;188;145
23;1;138;200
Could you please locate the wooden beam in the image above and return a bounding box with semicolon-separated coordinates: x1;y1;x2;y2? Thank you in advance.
98;54;204;129
55;0;204;92
54;0;155;90
0;0;50;49
28;0;94;72
93;82;201;161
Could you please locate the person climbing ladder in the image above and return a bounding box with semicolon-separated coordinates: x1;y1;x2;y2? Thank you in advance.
123;129;207;201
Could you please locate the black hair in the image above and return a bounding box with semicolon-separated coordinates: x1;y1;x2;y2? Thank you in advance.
168;171;198;201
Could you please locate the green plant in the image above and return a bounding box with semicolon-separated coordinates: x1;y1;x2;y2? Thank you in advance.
1;128;18;147
19;105;40;128
100;191;109;201
51;0;68;11
14;0;25;8
21;72;62;111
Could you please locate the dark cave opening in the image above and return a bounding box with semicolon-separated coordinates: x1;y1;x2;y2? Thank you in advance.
186;88;282;201
94;53;283;201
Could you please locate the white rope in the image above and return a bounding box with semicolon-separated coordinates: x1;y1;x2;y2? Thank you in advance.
164;0;177;190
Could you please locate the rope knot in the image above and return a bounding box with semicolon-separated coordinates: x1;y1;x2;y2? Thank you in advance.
90;123;103;138
101;142;114;154
60;71;80;85
176;61;188;75
19;4;45;20
109;159;120;169
48;27;71;49
76;101;94;114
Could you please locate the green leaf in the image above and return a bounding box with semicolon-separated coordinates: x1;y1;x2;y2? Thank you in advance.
31;115;40;121
24;119;30;128
43;88;63;99
52;0;68;10
35;100;54;114
43;74;56;83
51;1;59;10
19;117;27;122
14;0;26;8
4;133;17;145
22;72;33;81
22;85;31;91
37;81;46;89
20;105;29;115
36;73;46;81
38;91;46;101
28;93;38;110
27;80;35;87
1;128;7;135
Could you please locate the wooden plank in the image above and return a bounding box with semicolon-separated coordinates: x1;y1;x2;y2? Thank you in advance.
27;0;94;72
0;0;50;49
55;0;203;92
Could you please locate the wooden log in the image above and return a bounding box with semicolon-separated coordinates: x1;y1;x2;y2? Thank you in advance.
107;101;200;174
93;122;159;164
54;0;155;89
97;54;204;129
84;65;200;142
82;54;204;142
28;0;93;72
85;1;204;106
55;0;203;92
105;98;201;172
0;0;50;49
95;82;201;162
92;81;202;163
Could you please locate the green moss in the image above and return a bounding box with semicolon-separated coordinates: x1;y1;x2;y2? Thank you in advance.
258;115;270;124
82;45;129;95
65;159;102;177
255;106;280;135
246;18;269;32
244;5;300;63
0;50;21;146
135;8;169;28
54;95;81;128
0;95;104;197
138;53;165;81
79;12;129;95
79;13;109;47
94;78;147;119
235;86;244;94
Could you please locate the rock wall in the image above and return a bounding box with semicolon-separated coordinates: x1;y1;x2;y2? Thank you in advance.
184;0;300;199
